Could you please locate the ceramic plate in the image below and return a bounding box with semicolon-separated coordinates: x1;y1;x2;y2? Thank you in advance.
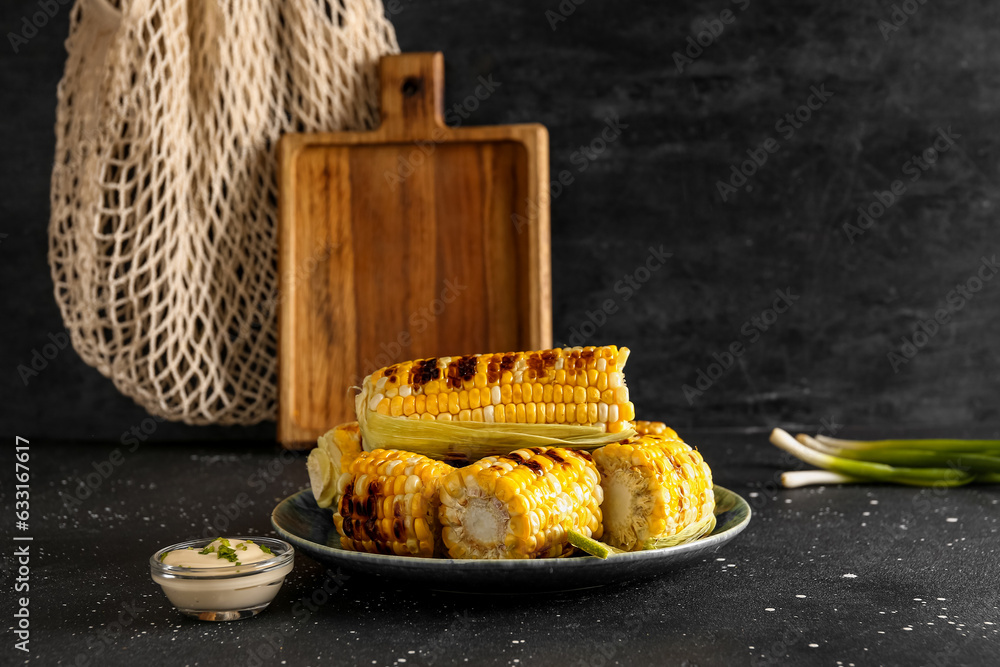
271;485;750;593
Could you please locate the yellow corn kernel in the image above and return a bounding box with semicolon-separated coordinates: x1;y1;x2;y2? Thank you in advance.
390;396;404;417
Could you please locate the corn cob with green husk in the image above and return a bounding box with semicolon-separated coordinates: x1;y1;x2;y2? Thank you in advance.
307;422;363;508
591;433;716;552
333;448;454;557
438;447;603;559
355;346;637;462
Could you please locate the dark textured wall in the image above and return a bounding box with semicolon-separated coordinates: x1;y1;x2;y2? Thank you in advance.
2;0;998;442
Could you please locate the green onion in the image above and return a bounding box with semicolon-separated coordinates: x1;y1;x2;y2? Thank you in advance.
770;429;988;487
814;434;1000;452
780;470;866;488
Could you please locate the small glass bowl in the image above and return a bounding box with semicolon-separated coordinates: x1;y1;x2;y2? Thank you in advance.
150;537;294;621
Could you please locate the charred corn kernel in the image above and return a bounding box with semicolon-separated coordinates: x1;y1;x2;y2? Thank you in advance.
334;449;453;558
437;447;603;559
593;432;714;551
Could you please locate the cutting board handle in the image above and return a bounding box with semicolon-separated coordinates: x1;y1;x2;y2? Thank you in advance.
377;52;447;139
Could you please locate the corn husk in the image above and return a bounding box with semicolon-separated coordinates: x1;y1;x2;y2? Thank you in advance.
356;408;635;463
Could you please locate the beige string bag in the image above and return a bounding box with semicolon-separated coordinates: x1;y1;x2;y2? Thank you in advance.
49;0;398;424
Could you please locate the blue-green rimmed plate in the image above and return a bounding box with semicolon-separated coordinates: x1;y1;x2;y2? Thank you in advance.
271;485;750;593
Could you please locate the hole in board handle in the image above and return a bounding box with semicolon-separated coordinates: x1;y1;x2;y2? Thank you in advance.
401;77;423;97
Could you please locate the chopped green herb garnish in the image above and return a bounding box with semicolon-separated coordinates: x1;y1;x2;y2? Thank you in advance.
218;538;231;547
198;545;215;554
260;544;273;555
237;542;248;551
216;544;241;564
159;552;168;562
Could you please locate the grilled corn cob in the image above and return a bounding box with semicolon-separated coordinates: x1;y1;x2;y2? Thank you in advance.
593;433;715;551
333;449;454;557
356;346;637;460
308;422;363;508
438;447;603;559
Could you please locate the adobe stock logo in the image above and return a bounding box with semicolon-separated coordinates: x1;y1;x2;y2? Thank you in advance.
887;255;998;372
716;83;833;201
682;288;800;404
844;127;960;244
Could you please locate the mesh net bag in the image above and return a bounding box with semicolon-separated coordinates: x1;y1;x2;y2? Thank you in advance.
49;0;399;424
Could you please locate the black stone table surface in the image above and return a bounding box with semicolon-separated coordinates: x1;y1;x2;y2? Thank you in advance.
5;430;999;666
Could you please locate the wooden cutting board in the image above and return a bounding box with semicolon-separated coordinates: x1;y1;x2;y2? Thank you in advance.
277;52;551;448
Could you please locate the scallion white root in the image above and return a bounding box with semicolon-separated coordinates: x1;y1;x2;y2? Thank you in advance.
781;470;865;488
